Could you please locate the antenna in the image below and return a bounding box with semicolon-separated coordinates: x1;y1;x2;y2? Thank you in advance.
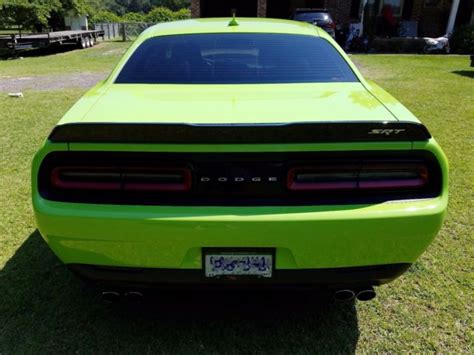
228;10;239;27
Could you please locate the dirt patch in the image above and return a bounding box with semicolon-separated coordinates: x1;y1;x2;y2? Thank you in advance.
0;72;107;92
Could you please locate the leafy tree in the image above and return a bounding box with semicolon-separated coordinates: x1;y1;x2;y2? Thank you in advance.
122;11;146;23
146;6;174;23
0;0;191;29
0;0;61;28
150;0;190;11
172;7;190;20
90;9;122;24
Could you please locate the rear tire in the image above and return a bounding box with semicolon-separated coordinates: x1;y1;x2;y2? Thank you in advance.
85;37;91;48
79;37;87;49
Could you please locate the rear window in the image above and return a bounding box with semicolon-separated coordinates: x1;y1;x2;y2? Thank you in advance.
115;33;357;84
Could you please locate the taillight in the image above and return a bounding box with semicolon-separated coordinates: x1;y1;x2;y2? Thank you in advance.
51;167;121;190
39;152;441;206
287;166;358;191
287;163;429;192
359;164;428;190
51;166;192;192
123;168;191;192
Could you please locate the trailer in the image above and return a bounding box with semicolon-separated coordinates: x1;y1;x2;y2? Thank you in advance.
0;29;105;53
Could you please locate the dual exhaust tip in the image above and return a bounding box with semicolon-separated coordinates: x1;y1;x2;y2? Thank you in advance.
102;288;376;303
334;287;376;302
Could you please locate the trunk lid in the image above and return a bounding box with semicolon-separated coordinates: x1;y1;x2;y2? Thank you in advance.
74;83;397;125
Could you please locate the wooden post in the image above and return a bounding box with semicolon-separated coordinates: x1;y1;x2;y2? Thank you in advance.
121;23;126;41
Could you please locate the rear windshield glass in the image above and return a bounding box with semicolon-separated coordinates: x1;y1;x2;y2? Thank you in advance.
115;33;357;84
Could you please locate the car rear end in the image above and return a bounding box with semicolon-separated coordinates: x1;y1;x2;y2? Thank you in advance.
32;19;448;296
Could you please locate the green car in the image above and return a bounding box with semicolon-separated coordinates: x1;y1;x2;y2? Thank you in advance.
32;18;448;301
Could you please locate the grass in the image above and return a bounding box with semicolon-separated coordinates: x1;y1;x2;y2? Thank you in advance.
0;40;129;77
0;45;473;353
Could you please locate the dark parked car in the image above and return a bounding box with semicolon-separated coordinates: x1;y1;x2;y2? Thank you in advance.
293;8;336;38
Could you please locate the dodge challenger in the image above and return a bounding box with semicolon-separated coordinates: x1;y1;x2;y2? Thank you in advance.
32;18;448;302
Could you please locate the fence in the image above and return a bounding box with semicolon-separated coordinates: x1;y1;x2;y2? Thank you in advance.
94;22;154;41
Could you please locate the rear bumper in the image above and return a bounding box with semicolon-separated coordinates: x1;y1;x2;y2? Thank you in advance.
34;195;447;271
68;263;411;289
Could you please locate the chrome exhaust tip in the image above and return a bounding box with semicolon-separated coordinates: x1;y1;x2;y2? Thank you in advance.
101;291;121;303
356;287;376;301
334;289;355;302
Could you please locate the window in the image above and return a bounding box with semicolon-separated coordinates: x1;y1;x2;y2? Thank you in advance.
379;0;405;16
115;33;358;84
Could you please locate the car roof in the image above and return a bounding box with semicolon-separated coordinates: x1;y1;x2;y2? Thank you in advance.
140;18;323;39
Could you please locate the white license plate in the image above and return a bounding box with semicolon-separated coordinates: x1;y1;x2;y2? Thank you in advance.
204;253;273;278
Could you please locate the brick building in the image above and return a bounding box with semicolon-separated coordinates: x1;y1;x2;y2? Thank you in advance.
190;0;473;37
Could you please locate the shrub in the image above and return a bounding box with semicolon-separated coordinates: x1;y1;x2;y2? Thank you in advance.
146;7;190;23
122;12;146;23
173;8;191;20
146;7;175;23
451;25;474;54
90;10;122;24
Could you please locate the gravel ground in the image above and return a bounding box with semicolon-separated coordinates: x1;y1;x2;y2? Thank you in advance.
0;72;107;93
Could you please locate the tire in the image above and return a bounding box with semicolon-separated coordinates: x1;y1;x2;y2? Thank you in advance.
90;37;96;46
85;37;91;48
79;37;87;49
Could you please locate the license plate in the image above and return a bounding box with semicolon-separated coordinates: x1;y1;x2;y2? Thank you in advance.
204;251;273;278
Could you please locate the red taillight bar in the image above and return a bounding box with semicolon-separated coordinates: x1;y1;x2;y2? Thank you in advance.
288;163;429;192
51;167;121;190
287;166;358;191
51;166;192;192
123;167;192;192
359;164;429;190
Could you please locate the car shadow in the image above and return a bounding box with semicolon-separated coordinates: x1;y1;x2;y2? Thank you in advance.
0;230;360;353
451;70;474;79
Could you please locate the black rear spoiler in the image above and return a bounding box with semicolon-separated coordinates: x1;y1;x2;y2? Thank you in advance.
48;121;431;144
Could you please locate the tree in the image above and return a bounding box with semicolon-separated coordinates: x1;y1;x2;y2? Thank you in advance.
89;9;122;24
172;7;190;20
150;0;189;11
146;6;174;23
0;0;94;29
0;0;61;28
122;11;146;23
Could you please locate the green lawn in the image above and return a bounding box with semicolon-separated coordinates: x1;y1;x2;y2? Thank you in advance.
0;45;472;353
0;40;128;77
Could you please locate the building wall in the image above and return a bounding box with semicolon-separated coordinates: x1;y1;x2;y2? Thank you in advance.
191;0;200;18
417;0;451;36
257;0;267;17
191;0;459;37
325;0;352;24
64;13;88;30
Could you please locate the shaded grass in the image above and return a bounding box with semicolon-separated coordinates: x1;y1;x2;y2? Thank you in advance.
0;48;473;353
